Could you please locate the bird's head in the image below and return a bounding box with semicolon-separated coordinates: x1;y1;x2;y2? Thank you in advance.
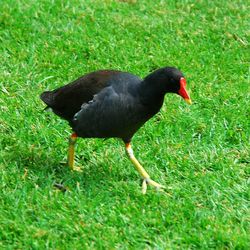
144;67;192;104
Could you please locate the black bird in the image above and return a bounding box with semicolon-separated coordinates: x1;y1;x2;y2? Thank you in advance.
40;67;191;193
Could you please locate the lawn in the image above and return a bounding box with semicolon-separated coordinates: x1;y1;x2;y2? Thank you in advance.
0;0;249;249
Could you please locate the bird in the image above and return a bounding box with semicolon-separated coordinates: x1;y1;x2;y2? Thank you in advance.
40;66;191;193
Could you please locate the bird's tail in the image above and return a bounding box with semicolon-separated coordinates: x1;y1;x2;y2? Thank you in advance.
40;91;54;106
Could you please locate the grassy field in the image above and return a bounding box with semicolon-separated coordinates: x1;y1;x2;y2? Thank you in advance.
0;0;249;249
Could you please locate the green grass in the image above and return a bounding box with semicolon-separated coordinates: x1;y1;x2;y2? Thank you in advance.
0;0;249;249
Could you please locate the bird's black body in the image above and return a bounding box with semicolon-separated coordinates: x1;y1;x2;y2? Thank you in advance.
40;67;184;142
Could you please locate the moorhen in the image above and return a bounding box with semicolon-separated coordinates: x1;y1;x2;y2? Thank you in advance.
40;66;192;193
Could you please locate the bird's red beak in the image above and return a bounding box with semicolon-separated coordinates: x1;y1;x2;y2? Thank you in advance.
178;77;192;104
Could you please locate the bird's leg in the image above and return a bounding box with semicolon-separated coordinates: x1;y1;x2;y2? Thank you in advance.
68;133;81;171
125;142;165;194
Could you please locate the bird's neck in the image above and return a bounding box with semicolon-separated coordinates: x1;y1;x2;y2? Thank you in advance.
139;79;166;106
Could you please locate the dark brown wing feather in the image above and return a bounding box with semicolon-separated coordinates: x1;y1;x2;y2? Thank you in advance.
40;70;121;120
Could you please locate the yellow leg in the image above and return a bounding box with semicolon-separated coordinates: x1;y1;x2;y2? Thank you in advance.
125;142;165;194
68;133;77;170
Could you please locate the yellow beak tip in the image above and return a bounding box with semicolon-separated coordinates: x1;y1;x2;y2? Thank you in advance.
185;98;192;105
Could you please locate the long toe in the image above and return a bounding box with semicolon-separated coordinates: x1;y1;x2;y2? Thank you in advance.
71;166;83;172
142;178;165;194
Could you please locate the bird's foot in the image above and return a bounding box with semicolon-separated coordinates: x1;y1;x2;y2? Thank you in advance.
142;178;165;194
70;166;83;172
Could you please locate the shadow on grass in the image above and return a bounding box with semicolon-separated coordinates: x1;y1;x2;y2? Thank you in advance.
4;143;148;199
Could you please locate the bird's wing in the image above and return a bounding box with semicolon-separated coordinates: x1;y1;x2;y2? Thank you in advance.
71;85;145;139
40;70;121;121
